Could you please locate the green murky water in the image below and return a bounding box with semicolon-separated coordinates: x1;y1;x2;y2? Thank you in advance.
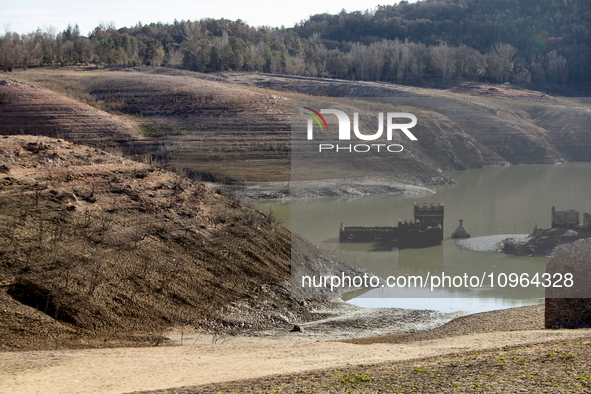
254;163;591;312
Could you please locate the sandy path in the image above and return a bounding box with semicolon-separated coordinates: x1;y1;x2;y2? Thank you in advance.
1;329;590;394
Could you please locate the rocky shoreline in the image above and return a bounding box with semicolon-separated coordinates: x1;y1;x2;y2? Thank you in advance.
190;233;467;343
205;176;449;201
171;299;468;344
455;228;591;257
502;228;591;257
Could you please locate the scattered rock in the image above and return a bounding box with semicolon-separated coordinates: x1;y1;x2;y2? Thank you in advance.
23;142;50;153
59;192;78;202
503;228;591;257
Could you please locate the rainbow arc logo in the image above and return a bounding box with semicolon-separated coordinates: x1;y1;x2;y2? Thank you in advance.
303;107;417;143
303;107;328;131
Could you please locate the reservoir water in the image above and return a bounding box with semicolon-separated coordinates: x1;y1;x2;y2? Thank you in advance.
254;163;591;313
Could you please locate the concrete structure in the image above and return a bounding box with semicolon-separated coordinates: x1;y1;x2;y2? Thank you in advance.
339;203;444;248
339;226;397;243
552;206;580;228
451;219;470;239
398;219;443;248
414;202;444;228
584;212;591;231
551;206;591;231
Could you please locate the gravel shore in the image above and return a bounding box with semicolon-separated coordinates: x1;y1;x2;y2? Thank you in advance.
343;303;545;344
205;178;439;200
456;234;529;252
6;303;591;394
135;304;591;394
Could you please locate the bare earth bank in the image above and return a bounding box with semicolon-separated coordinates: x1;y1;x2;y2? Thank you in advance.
3;304;591;394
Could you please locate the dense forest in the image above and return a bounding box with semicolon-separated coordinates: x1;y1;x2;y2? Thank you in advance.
1;0;590;86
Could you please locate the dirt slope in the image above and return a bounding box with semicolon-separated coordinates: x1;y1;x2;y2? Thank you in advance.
6;70;292;183
1;326;589;394
0;135;305;350
211;72;591;167
0;77;146;154
7;69;591;187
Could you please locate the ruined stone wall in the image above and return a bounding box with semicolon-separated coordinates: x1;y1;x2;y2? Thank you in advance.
551;206;581;228
584;213;591;231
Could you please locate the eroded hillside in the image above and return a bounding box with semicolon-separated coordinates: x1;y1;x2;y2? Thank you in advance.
0;77;146;154
0;135;301;350
3;70;292;183
217;73;591;166
4;69;591;188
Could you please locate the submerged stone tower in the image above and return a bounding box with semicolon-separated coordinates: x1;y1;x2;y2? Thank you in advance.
452;219;470;239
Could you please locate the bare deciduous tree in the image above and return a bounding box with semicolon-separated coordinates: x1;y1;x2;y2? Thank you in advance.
0;32;22;71
455;45;486;80
546;50;568;85
367;40;388;81
349;42;367;80
243;43;264;71
431;42;456;82
285;53;306;75
180;21;210;71
487;43;518;83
